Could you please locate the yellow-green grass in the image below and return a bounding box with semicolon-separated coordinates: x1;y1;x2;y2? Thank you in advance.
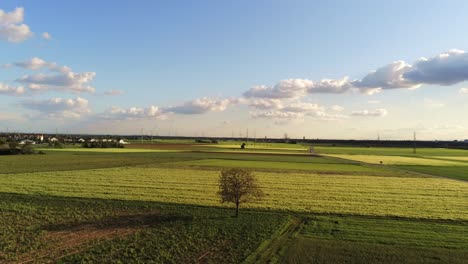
0;167;466;220
326;154;468;166
171;159;392;175
217;141;308;149
194;149;311;155
430;156;468;162
316;146;468;157
201;144;308;151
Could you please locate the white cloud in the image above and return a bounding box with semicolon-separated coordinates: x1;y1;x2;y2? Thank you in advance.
0;7;33;43
352;61;417;92
249;100;347;121
244;77;351;99
164;97;238;114
243;81;307;99
102;105;165;120
13;57;71;72
307;77;352;94
353;50;468;91
368;100;381;104
21;97;91;119
282;102;322;113
14;57;50;70
460;88;468;94
250;110;304;119
404;49;468;85
0;83;25;96
351;108;388;117
423;98;444;108
41;32;51;40
7;58;95;93
17;70;96;93
248;98;283;110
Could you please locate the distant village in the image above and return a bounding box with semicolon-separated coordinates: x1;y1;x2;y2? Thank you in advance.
0;133;129;145
1;132;467;150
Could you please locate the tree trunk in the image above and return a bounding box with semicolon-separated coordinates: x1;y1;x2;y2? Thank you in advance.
235;201;239;218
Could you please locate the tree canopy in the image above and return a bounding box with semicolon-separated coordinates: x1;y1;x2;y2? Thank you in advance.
217;168;264;217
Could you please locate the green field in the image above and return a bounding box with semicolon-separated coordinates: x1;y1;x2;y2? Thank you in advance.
0;142;467;263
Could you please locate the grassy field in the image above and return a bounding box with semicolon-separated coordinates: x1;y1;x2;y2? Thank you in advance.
326;154;467;166
0;142;467;263
280;214;468;264
0;166;466;220
315;146;468;156
0;193;287;263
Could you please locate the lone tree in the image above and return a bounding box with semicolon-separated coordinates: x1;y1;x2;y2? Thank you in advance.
217;168;264;217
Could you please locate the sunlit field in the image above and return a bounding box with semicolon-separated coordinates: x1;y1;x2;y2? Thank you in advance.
1;142;467;263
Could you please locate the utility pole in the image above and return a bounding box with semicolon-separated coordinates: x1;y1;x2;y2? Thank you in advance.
254;130;256;148
413;131;417;154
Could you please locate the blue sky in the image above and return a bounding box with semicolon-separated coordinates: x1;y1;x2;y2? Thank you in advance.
1;1;468;139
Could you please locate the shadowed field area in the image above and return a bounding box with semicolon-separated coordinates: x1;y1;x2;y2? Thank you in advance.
0;143;467;263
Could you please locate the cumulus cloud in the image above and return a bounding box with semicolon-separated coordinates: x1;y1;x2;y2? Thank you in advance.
250;110;304;119
17;72;96;93
21;97;91;119
0;7;33;43
403;49;468;85
281;102;322;113
102;105;165;120
10;59;94;94
0;83;25;96
352;61;417;92
248;98;283;110
248;50;468;100
307;77;352;94
351;108;388;117
243;82;307;99
351;50;468;93
244;78;351;99
41;32;51;40
13;57;71;72
6;57;95;93
249;100;347;121
164;97;239;114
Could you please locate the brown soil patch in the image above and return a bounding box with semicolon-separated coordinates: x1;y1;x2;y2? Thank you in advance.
14;213;189;263
16;226;136;263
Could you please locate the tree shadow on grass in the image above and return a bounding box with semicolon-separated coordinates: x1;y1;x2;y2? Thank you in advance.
43;213;194;232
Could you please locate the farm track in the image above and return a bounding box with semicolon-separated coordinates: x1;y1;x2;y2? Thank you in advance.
245;217;304;264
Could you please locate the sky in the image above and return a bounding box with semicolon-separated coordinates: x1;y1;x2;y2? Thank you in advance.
1;0;468;140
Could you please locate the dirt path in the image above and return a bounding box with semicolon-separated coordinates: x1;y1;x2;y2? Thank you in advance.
244;217;304;264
